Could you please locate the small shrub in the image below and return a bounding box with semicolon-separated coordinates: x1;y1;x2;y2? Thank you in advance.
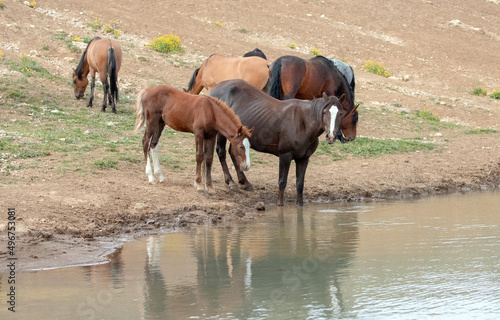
87;17;103;31
286;42;297;49
471;87;488;96
214;21;223;27
490;89;500;99
362;60;391;77
103;20;122;37
414;109;440;122
147;34;184;54
0;0;5;9
25;1;36;8
238;28;248;33
309;47;322;56
0;49;3;59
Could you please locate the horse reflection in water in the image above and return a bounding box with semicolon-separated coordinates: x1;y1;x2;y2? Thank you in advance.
210;79;343;206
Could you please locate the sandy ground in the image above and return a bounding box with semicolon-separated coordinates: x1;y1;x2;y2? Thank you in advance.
0;0;499;271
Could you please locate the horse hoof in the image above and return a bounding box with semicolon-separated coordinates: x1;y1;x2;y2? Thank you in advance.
197;189;205;194
243;184;255;192
277;201;284;207
112;109;117;114
228;182;238;190
101;108;106;112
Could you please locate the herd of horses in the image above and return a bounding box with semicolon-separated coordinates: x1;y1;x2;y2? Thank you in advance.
73;37;359;206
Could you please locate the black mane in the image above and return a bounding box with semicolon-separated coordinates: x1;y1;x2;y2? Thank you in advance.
75;37;101;79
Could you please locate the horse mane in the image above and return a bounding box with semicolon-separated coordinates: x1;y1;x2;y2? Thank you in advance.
186;67;200;92
75;37;101;79
211;97;252;137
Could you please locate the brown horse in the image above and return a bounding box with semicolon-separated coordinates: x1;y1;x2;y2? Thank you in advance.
210;79;343;206
186;54;269;94
134;85;252;195
73;37;122;113
269;55;358;142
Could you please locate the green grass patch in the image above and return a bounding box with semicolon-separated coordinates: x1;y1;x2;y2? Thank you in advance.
316;137;435;159
93;159;119;170
465;128;498;135
413;109;440;122
471;87;488;96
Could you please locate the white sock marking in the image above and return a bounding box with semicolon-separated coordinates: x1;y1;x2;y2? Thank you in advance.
243;138;251;169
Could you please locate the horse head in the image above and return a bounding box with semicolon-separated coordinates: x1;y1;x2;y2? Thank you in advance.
322;93;343;144
337;103;358;143
72;68;88;100
229;126;253;171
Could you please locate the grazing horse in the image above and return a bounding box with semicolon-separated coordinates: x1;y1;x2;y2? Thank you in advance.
329;59;355;100
269;55;358;142
243;48;267;60
186;54;269;94
134;85;252;195
210;79;343;206
73;37;122;113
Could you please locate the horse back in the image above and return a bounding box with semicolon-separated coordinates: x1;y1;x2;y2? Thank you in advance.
87;39;122;75
202;54;268;90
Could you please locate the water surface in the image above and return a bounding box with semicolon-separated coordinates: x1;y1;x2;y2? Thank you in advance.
1;191;499;319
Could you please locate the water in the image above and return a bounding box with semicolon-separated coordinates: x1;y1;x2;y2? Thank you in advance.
1;191;499;319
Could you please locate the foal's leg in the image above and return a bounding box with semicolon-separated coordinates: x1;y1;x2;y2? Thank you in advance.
216;134;237;189
277;154;293;206
204;136;217;195
228;144;254;191
295;157;310;206
143;120;165;184
194;132;205;193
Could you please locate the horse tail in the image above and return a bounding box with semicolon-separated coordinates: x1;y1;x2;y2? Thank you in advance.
269;58;283;99
186;67;200;93
107;46;118;102
134;89;147;133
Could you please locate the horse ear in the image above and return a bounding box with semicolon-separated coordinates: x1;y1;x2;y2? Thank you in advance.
339;93;346;104
322;92;328;100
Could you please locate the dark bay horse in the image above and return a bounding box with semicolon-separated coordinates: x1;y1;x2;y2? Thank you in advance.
186;54;269;94
243;48;267;60
134;85;252;195
269;55;358;142
210;79;343;206
73;37;122;113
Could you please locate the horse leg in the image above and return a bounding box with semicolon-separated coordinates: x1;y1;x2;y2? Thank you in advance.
295;157;310;206
216;134;237;190
277;154;293;206
228;144;254;191
194;132;205;193
143;120;165;184
101;80;109;112
204;136;217;195
87;75;96;107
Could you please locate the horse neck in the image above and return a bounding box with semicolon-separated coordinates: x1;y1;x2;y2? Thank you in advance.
209;99;241;139
302;100;327;137
76;52;90;78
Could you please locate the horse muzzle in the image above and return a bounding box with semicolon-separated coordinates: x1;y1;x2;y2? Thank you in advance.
326;134;337;145
75;93;84;100
240;163;250;172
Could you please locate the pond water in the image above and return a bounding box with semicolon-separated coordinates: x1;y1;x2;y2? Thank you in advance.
1;191;499;320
